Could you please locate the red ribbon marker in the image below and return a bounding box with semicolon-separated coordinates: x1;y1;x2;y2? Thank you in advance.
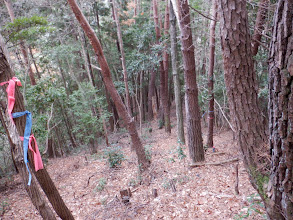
0;77;22;121
20;135;44;172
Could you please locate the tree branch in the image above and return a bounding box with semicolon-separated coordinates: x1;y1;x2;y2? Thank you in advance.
189;5;217;21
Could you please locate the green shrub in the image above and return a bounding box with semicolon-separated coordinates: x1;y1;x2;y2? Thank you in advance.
144;144;152;161
177;144;186;160
95;178;107;192
103;146;124;168
0;199;10;216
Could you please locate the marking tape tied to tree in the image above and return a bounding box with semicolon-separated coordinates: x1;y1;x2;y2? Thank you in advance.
0;77;22;120
1;78;44;186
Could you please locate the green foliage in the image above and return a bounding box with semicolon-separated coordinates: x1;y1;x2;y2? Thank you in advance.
3;15;54;42
162;174;190;190
0;199;10;216
234;194;266;220
176;141;187;160
95;178;107;192
144;144;152;161
250;167;269;200
167;157;176;163
69;82;110;145
158;119;164;129
103;146;125;168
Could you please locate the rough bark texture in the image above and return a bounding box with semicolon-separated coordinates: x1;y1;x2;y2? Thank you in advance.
251;0;269;56
0;44;57;220
4;0;37;86
218;0;272;217
67;0;150;170
268;0;293;219
178;0;204;163
206;0;217;148
169;0;185;144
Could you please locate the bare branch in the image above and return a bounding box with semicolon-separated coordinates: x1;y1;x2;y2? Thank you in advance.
189;5;217;21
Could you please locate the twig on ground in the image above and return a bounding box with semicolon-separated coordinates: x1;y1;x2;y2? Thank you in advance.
190;157;239;168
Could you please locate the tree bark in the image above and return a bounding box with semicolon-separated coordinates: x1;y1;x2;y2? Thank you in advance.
178;0;204;163
206;0;217;148
169;0;185;144
0;103;56;220
268;0;293;219
0;43;69;219
251;0;269;56
67;0;150;170
218;0;271;217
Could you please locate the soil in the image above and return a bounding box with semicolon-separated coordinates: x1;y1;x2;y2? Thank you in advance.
0;116;266;219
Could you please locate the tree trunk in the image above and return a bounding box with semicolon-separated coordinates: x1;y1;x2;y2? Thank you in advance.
67;0;150;170
153;0;171;133
0;43;71;219
28;46;41;79
206;0;217;148
251;0;269;56
113;0;132;116
59;102;78;149
218;0;271;217
76;23;110;147
4;0;37;86
0;103;56;220
267;0;293;219
178;0;204;163
148;69;156;120
163;1;171;133
169;0;185;144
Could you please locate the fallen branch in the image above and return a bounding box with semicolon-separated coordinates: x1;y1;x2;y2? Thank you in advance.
190;157;239;168
214;98;235;132
206;152;225;156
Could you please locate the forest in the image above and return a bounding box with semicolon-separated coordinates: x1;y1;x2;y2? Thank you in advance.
0;0;292;219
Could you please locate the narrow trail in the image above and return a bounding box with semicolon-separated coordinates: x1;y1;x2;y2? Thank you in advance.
0;115;265;219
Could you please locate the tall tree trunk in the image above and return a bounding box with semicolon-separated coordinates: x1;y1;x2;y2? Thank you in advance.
206;0;217;148
67;0;150;170
148;69;156;120
169;0;185;144
268;0;293;219
0;102;56;220
28;46;41;79
178;0;204;163
251;0;269;56
153;0;170;132
4;0;37;86
113;0;132;116
218;0;271;217
0;43;72;219
162;1;171;133
76;23;109;147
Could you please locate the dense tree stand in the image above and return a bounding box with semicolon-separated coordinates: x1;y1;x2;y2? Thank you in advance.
67;0;150;171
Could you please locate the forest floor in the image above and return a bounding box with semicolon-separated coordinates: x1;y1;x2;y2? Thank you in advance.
0;113;267;219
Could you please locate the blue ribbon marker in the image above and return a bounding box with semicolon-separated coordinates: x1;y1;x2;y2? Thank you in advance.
12;111;32;185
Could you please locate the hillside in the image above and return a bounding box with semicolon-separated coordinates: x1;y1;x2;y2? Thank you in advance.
0;115;266;220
